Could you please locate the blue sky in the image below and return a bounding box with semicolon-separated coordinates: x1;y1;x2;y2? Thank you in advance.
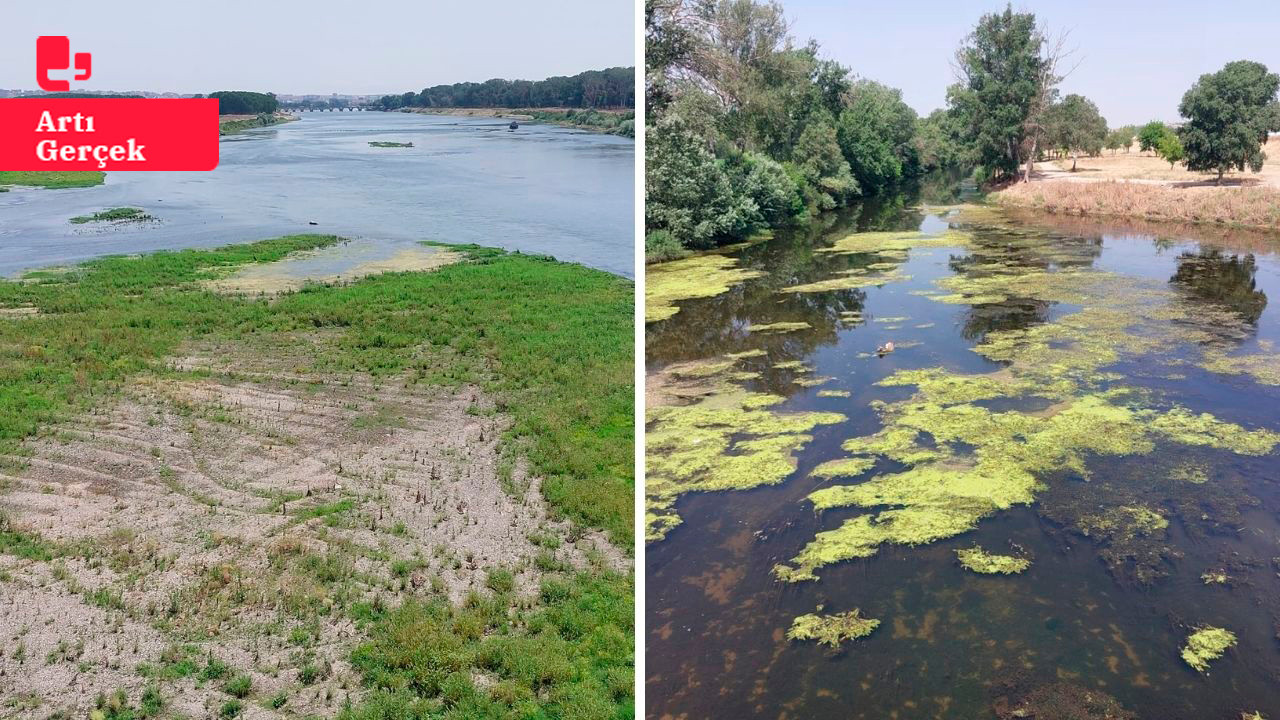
2;0;634;95
786;0;1280;126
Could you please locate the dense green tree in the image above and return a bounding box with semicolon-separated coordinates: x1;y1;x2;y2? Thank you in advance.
1104;127;1132;155
209;91;277;115
1137;120;1169;154
375;68;634;111
836;80;919;191
1157;131;1185;169
791;114;858;210
736;152;803;225
645;116;758;249
1178;60;1280;183
916;107;971;172
1044;94;1107;170
948;6;1056;181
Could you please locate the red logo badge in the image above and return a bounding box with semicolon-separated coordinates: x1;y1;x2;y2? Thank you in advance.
36;36;92;92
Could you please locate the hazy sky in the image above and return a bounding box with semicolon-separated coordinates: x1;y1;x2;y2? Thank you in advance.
2;0;634;95
786;0;1280;126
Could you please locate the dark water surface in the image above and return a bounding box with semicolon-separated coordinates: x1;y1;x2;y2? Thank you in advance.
0;112;633;277
646;188;1280;719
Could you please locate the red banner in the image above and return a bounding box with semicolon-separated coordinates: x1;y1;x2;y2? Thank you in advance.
0;98;220;171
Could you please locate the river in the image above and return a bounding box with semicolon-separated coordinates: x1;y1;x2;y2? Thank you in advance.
645;186;1280;719
0;112;634;277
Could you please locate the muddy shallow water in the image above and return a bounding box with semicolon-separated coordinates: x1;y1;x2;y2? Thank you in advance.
645;188;1280;719
0;112;634;277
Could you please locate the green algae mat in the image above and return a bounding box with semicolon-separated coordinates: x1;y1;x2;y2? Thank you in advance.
645;196;1280;718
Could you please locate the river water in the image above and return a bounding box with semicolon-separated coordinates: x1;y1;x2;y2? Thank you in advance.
0;112;634;277
646;187;1280;719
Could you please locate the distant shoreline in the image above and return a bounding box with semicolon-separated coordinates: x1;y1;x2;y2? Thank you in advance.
218;111;297;136
397;107;635;138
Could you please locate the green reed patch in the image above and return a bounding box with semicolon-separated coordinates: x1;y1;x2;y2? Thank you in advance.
70;207;153;224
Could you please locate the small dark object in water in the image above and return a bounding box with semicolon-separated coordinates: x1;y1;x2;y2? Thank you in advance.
308;221;318;226
876;341;895;356
509;120;519;131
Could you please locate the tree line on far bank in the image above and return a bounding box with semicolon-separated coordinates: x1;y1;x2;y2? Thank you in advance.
644;0;1280;261
374;67;635;111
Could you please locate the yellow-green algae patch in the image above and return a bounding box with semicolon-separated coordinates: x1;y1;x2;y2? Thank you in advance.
1170;462;1209;484
646;254;765;323
817;389;850;398
786;609;879;647
1202;344;1280;386
956;546;1031;574
726;349;767;359
749;321;811;333
773;360;809;370
817;229;972;256
780;268;912;294
1181;626;1236;673
646;378;845;541
794;376;833;388
810;457;875;479
774;373;1278;581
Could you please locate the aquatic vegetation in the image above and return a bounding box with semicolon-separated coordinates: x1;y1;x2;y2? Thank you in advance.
817;229;972;256
776;371;1276;581
816;389;850;398
1201;570;1230;585
1169;462;1209;484
368;141;413;147
1201;345;1280;386
646;380;844;541
646;254;765;323
955;546;1030;574
1076;505;1168;541
780;268;912;294
786;609;879;647
773;360;808;370
1181;626;1236;673
748;321;811;333
726;349;767;359
810;457;875;479
874;316;909;323
794;376;832;387
69;207;153;224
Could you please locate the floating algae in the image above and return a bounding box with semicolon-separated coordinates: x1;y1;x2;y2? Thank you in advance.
1181;626;1236;673
727;349;768;359
810;457;876;479
774;375;1279;582
955;546;1030;574
1169;462;1210;484
780;268;912;294
817;389;851;398
816;229;972;256
646;376;845;541
1201;343;1280;386
773;360;809;371
794;376;833;388
646;254;765;323
786;609;879;647
749;321;811;333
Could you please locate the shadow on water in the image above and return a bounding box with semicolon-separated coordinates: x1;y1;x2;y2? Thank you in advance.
646;182;1280;719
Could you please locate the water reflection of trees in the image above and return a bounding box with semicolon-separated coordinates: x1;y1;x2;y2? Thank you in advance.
1170;249;1267;325
950;232;1105;343
646;192;934;396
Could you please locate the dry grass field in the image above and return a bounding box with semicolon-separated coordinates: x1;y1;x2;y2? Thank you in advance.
1040;137;1280;187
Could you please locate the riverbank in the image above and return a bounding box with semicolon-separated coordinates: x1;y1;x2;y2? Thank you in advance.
992;179;1280;231
400;106;635;137
0;237;633;718
218;111;297;136
0;171;106;190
